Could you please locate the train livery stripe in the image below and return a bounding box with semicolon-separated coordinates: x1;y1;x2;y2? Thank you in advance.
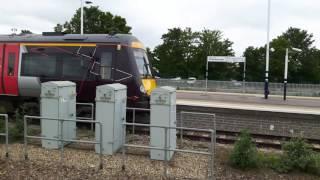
20;43;96;47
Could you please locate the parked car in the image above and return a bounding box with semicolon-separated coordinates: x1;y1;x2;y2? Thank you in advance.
187;77;197;84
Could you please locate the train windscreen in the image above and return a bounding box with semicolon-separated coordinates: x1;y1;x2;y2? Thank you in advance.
133;49;152;76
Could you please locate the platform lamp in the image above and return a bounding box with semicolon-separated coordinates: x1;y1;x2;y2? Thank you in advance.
81;0;93;35
283;47;302;101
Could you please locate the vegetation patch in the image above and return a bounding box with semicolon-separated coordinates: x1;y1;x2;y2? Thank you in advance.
229;132;320;177
229;130;259;169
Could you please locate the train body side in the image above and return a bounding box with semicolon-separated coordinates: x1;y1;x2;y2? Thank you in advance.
0;34;156;107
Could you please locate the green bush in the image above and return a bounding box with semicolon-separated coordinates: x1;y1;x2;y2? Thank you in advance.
257;152;281;169
0;106;5;114
276;138;314;173
9;106;25;140
9;103;39;140
306;153;320;176
229;130;258;170
0;119;4;133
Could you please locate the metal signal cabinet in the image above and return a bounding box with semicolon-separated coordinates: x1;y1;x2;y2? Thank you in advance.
150;86;177;161
40;81;77;149
95;83;127;155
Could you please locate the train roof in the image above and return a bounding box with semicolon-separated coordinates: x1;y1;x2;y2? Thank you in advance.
0;33;141;45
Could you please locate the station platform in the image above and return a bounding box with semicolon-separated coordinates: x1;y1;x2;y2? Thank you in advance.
176;90;320;140
176;90;320;115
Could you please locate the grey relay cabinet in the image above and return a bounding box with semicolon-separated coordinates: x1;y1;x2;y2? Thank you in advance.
41;81;77;149
150;86;177;161
95;83;127;155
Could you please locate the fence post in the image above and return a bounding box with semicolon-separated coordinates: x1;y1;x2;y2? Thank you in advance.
164;127;168;178
133;109;136;134
121;123;126;171
210;130;214;180
180;112;183;143
99;122;103;169
91;104;94;132
4;114;9;158
60;120;64;167
23;116;28;160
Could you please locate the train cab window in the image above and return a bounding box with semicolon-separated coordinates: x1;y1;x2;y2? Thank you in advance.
100;52;112;79
133;49;152;76
8;53;15;76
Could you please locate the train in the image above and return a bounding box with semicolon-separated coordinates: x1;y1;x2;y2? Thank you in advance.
0;33;157;108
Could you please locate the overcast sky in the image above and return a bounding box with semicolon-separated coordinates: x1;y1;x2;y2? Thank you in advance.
0;0;319;56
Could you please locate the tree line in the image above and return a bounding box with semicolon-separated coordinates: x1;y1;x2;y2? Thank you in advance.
49;6;320;84
149;27;320;84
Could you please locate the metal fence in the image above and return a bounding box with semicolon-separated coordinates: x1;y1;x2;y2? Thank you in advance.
126;107;150;134
76;103;94;131
23;115;103;169
121;122;216;179
180;111;216;144
0;114;9;158
157;79;320;97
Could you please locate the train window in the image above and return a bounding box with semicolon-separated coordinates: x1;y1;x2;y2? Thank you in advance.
133;49;151;76
100;52;112;79
21;55;57;77
62;56;89;79
8;53;15;76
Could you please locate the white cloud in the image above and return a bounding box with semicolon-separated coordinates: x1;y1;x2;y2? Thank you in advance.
0;0;319;56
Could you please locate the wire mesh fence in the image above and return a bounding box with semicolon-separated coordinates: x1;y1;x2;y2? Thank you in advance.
157;79;320;97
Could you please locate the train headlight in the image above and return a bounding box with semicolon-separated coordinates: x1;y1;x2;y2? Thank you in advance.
140;85;146;93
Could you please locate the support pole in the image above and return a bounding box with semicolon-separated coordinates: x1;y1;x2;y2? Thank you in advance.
243;60;246;93
284;48;289;101
264;0;271;99
80;0;84;35
205;59;209;94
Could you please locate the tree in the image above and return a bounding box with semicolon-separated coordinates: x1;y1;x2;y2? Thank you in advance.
243;27;320;83
194;29;235;80
54;6;131;34
153;28;235;79
242;46;265;82
19;30;33;35
153;28;197;78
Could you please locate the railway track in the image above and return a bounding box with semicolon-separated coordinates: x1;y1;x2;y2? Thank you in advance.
126;127;320;151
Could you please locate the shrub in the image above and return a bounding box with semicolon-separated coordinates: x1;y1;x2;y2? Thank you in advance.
276;138;314;173
0;119;4;134
306;153;320;176
257;152;281;169
229;130;258;169
0;106;5;114
9;103;39;140
9;105;25;140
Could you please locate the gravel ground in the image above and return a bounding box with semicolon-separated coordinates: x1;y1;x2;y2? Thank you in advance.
0;136;319;180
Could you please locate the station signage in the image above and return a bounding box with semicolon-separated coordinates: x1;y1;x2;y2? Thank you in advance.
207;56;246;63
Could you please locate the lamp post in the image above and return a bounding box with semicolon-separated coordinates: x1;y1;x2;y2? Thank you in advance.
264;0;271;99
283;47;302;100
80;0;93;35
